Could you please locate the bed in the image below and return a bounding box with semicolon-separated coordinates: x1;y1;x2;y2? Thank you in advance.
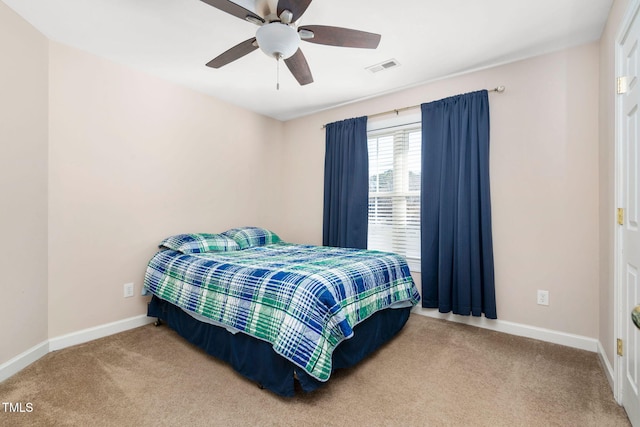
143;227;420;397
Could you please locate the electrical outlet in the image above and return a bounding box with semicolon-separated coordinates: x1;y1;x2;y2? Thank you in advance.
537;290;549;306
124;282;134;298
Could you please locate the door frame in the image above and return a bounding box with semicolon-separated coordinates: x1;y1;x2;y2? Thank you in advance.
615;0;640;405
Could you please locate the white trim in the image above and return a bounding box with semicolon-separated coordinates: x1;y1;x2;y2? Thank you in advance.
412;308;598;352
598;340;616;392
0;340;49;383
614;0;640;405
406;258;421;273
49;314;154;351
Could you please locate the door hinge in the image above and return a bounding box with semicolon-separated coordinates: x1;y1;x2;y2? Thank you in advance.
618;208;625;226
618;76;630;94
617;338;624;356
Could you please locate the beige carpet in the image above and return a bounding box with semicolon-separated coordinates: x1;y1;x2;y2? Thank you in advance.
0;314;630;426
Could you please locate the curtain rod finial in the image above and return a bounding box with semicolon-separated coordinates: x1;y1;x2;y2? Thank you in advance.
494;86;505;93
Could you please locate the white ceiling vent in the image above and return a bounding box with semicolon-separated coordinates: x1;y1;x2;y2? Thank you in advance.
366;59;400;73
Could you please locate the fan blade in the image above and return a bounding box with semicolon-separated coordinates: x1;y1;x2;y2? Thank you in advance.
200;0;264;23
277;0;312;22
206;38;258;68
299;25;381;49
284;49;313;85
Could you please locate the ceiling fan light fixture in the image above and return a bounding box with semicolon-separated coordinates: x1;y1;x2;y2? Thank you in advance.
256;22;300;59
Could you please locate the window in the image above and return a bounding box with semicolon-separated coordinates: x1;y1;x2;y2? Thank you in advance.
367;122;421;271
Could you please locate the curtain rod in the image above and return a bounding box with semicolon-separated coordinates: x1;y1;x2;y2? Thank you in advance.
322;86;505;129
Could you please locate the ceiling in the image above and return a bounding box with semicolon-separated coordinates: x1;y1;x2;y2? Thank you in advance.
2;0;613;121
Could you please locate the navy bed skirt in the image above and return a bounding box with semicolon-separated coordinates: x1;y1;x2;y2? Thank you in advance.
147;295;411;397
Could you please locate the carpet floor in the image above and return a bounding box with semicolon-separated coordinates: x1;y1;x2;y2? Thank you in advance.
0;314;631;426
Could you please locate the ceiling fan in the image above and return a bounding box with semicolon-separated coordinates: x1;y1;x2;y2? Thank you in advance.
201;0;382;87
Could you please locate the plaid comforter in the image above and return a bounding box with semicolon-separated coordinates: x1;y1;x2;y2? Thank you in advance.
143;243;420;381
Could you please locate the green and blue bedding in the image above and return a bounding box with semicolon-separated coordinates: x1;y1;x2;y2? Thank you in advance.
144;229;420;382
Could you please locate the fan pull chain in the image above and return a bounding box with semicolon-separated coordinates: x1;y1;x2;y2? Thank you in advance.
276;56;280;91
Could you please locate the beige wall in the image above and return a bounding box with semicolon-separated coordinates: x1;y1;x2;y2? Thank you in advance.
279;43;601;339
0;2;49;363
599;0;630;369
47;42;284;337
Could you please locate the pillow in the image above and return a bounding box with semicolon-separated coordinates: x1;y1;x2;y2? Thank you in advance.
222;227;281;250
159;233;240;254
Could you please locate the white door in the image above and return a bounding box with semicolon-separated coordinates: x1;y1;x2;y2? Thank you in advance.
619;4;640;425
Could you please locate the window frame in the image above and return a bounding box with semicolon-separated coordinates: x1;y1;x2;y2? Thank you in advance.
367;113;421;272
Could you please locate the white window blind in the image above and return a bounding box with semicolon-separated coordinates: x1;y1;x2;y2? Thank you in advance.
367;124;421;270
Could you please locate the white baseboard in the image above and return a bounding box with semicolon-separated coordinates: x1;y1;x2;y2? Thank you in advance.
0;340;49;383
412;307;599;352
1;315;154;384
49;314;155;351
597;340;616;393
